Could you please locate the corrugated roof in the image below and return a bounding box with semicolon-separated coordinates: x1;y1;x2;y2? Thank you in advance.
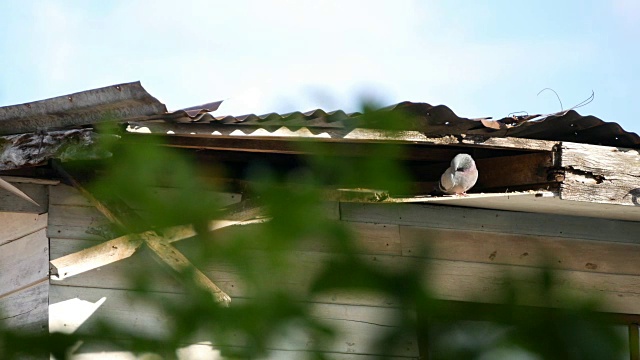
0;82;166;135
1;82;638;149
154;101;640;149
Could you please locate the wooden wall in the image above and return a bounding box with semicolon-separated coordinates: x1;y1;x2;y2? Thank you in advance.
48;184;418;359
48;184;640;359
0;210;49;335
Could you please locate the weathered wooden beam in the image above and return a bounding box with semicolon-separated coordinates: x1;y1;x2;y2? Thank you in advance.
144;234;231;306
125;125;559;152
0;182;48;213
49;202;267;280
560;142;640;207
50;163;236;304
0;129;111;171
49;232;146;280
124;133;471;161
400;226;640;276
0;177;39;206
51;160;126;230
340;202;640;244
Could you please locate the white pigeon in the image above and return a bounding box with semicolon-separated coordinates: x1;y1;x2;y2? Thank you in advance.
438;153;478;195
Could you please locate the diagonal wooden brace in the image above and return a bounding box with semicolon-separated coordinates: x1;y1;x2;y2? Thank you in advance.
49;161;263;305
143;234;231;306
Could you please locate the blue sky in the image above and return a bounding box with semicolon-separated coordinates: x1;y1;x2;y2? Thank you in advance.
1;1;639;134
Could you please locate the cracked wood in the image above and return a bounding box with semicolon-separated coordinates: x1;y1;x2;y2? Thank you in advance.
560;142;640;206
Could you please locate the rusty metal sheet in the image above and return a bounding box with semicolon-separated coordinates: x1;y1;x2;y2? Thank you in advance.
157;101;640;149
0;82;167;135
2;82;638;149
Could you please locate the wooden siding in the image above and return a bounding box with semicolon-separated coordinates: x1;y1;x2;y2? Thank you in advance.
0;182;48;213
48;183;640;358
0;211;49;335
48;184;418;358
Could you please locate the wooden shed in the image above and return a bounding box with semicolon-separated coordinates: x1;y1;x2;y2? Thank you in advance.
1;82;640;359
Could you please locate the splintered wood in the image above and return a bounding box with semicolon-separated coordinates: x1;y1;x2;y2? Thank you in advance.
560;142;640;206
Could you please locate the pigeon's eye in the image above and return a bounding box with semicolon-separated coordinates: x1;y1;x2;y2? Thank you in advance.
456;167;464;172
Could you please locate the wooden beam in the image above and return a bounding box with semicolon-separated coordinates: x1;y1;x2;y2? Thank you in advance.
0;177;39;206
340;202;640;244
49;232;146;280
126;133;474;161
0;182;48;214
400;226;640;276
560;142;640;206
51;160;127;230
0;176;60;185
49;202;267;280
50;162;238;304
0;212;47;246
125;126;559;152
1;229;49;298
144;234;231;306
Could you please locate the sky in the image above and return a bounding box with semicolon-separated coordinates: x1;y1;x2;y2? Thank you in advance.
1;0;639;134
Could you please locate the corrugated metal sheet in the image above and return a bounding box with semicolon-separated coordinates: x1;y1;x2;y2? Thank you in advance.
1;82;638;149
159;101;640;148
0;82;166;135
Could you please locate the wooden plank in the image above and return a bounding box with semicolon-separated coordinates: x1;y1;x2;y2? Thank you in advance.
0;212;47;245
340;202;640;244
49;170;254;306
425;258;640;315
0;183;47;213
0;280;48;334
68;344;418;360
560;142;640;207
127;125;558;152
0;177;40;206
49;219;400;282
49;183;242;209
50;237;640;315
47;224;110;241
344;130;558;151
0;176;59;185
144;235;231;305
400;226;640;276
209;221;401;256
49;199;268;280
49;285;418;357
49;233;145;280
49;239;399;308
0;229;49;298
48;204;110;229
398;190;640;222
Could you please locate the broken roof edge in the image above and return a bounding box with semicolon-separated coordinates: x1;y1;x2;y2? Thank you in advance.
0;81;167;135
1;81;638;149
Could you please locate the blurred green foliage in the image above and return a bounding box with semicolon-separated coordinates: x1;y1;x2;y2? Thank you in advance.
0;105;629;359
